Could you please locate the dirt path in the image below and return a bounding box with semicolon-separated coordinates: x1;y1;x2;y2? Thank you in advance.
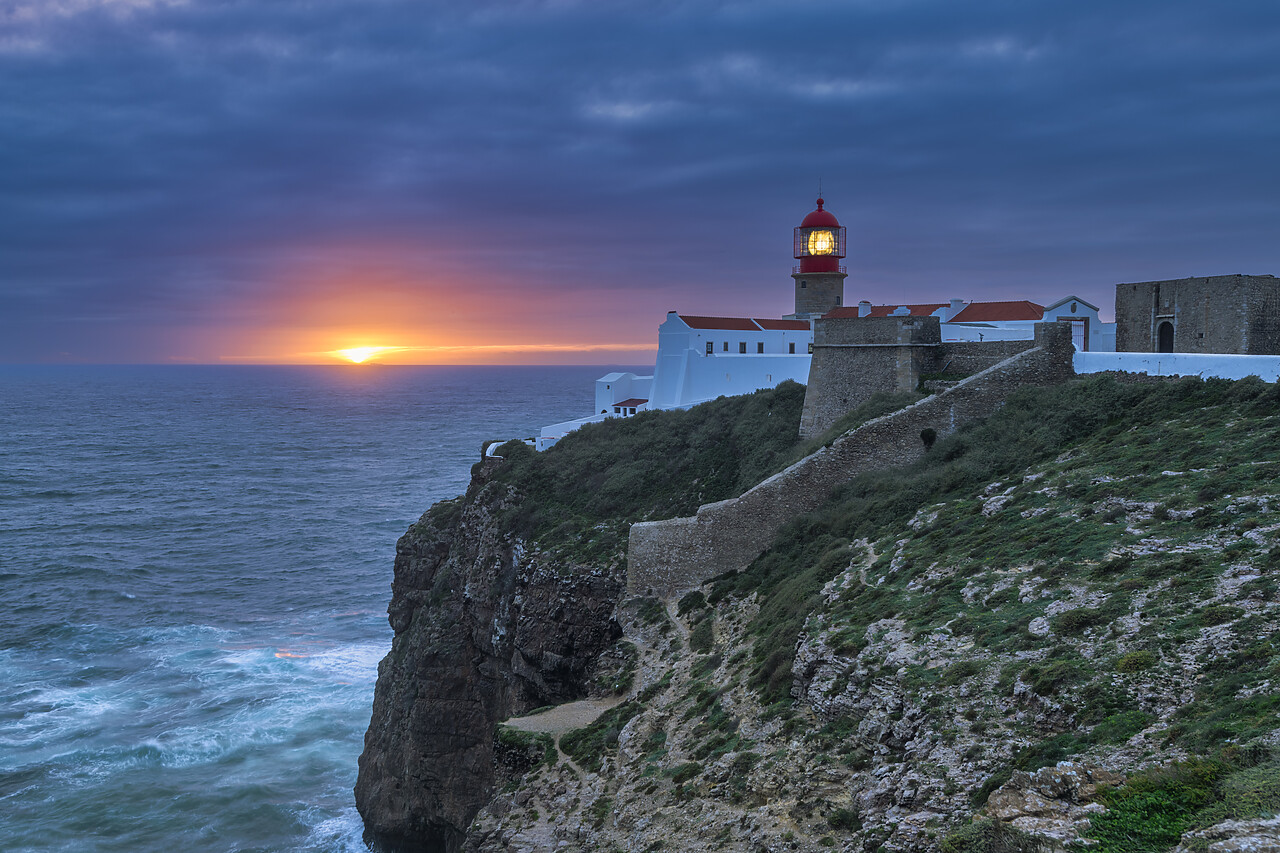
501;593;686;773
665;598;691;644
503;694;629;776
503;695;627;736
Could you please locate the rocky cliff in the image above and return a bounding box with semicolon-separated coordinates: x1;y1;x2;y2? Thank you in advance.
355;465;626;852
358;376;1280;853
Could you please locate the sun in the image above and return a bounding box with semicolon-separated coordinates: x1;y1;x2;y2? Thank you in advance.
334;346;396;364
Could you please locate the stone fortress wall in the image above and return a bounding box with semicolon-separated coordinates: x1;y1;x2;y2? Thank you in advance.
1115;274;1280;355
626;323;1075;597
798;315;1040;438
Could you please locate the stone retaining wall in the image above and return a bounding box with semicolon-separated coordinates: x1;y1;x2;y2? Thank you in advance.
626;322;1075;597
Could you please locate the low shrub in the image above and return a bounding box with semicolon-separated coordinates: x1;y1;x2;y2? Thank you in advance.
940;818;1046;853
561;701;643;773
1116;650;1156;673
827;806;862;831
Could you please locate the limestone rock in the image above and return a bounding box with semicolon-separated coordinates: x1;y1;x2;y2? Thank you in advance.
1173;816;1280;853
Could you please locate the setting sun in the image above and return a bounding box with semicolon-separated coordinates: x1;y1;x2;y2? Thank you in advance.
335;346;396;363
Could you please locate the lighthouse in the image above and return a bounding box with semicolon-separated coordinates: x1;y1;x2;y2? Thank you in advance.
790;197;847;318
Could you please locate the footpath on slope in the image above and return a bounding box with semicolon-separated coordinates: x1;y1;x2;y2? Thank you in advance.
502;593;691;769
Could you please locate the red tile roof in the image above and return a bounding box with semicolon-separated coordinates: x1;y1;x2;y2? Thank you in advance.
754;318;810;330
823;304;946;319
614;398;648;408
678;315;760;331
948;300;1044;323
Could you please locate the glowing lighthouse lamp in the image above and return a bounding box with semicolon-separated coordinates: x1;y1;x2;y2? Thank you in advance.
790;197;848;318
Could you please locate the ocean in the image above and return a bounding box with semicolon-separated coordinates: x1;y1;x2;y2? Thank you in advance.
0;365;629;852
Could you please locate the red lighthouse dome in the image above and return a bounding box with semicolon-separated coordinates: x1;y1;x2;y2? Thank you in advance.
794;197;846;274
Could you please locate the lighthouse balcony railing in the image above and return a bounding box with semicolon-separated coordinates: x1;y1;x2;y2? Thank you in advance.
793;264;847;274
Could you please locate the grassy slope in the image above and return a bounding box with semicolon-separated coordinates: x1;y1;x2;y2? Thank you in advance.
475;373;1280;852
480;382;919;561
701;373;1280;850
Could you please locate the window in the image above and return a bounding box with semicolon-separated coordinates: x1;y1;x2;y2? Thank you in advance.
706;341;713;354
723;341;728;352
628;407;636;415
835;296;841;305
756;342;764;354
800;280;807;288
789;342;795;354
1070;302;1078;314
739;342;746;354
614;407;621;414
808;342;814;354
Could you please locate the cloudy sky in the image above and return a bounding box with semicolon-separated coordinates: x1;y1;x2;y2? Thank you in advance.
2;0;1277;363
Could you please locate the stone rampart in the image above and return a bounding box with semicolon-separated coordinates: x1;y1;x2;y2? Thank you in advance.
626;322;1075;597
938;340;1035;374
799;316;943;437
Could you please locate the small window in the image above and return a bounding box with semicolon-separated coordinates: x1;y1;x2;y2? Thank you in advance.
723;341;728;352
706;341;713;354
835;296;841;305
739;342;747;354
1071;302;1078;314
614;407;621;414
629;407;636;415
789;342;795;354
808;342;814;354
757;342;764;354
800;280;807;288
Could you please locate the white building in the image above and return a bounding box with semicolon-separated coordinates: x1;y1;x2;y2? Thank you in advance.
532;197;1119;451
835;296;1116;351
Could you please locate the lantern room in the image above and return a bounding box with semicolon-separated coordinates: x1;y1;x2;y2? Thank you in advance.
793;198;846;274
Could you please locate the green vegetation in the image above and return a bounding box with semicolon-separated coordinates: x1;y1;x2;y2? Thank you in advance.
480;382;809;558
706;373;1280;737
940;818;1046;853
495;725;556;770
1116;650;1157;673
826;806;861;831
779;390;926;467
688;613;714;653
561;701;643;773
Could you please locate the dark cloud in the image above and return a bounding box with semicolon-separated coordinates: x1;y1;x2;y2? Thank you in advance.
1;0;1278;360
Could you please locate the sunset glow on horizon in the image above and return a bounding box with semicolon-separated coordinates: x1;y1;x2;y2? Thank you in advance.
2;1;1276;364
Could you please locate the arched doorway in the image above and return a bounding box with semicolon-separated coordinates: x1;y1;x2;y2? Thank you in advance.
1157;321;1174;353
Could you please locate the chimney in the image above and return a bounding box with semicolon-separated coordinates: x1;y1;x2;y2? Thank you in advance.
858;300;871;318
949;298;965;320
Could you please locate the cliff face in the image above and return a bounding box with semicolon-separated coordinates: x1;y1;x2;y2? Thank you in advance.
359;376;1280;853
355;464;624;852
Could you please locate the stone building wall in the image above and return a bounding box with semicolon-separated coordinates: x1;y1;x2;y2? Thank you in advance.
939;340;1036;374
627;323;1076;597
792;271;847;317
799;315;942;438
798;317;1040;439
1114;274;1280;355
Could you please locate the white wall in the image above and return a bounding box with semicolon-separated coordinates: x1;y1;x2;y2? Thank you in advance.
538;413;608;451
595;373;653;413
1075;351;1280;381
648;314;813;409
673;353;811;406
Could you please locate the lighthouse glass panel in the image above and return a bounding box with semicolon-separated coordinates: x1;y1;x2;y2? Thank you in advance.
808;229;836;256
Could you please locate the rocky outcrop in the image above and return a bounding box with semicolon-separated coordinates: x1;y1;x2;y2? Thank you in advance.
1174;817;1280;853
355;464;625;852
982;763;1123;848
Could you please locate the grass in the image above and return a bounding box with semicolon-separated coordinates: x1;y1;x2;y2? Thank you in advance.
560;701;643;773
480;381;809;559
703;373;1280;716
